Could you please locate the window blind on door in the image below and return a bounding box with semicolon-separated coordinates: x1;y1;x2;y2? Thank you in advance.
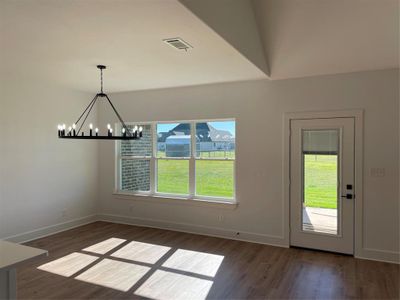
302;129;339;154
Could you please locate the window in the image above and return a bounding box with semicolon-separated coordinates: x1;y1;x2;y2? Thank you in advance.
195;121;235;198
117;119;236;202
157;122;191;195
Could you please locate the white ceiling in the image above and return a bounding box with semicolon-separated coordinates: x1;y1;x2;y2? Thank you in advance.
252;0;399;80
0;0;266;93
1;0;398;92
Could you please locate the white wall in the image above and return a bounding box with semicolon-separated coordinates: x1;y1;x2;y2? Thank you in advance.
179;0;269;75
98;69;399;262
0;73;98;242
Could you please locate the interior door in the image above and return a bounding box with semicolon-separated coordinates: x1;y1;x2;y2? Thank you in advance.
290;118;355;254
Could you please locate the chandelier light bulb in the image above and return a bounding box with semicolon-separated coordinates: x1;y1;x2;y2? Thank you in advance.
57;125;63;137
72;123;76;129
68;126;72;131
107;124;111;130
62;124;66;130
89;123;93;129
122;128;126;133
110;128;113;133
134;125;138;131
95;128;99;133
139;126;143;132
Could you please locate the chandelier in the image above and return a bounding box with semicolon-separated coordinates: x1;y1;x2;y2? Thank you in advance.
57;65;142;140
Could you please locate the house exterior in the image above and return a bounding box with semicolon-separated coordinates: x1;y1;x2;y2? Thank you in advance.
160;123;235;157
165;135;191;157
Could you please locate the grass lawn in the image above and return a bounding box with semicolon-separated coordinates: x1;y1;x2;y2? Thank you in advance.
304;154;338;209
156;152;336;206
157;158;234;198
157;160;189;195
196;160;234;198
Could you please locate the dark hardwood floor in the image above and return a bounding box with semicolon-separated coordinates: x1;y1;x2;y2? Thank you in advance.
18;221;399;299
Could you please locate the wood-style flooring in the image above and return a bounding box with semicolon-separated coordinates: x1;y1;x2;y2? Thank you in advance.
18;221;399;299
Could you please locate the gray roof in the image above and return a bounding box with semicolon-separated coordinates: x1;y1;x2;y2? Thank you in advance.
206;127;234;142
159;123;235;143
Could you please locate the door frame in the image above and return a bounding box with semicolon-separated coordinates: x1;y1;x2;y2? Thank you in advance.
283;110;364;257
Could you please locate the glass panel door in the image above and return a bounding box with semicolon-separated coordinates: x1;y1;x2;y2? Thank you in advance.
302;129;339;235
290;118;354;254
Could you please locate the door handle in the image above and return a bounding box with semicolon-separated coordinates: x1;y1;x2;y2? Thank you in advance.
341;194;353;199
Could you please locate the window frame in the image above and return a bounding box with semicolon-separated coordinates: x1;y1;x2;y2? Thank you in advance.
115;119;236;203
155;122;191;197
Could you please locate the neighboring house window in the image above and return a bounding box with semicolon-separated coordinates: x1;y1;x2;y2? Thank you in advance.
117;119;236;201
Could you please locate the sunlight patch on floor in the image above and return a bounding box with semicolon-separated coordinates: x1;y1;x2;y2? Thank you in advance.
134;270;213;300
75;258;150;292
37;239;224;298
37;252;98;277
82;238;126;255
111;241;171;264
162;249;224;277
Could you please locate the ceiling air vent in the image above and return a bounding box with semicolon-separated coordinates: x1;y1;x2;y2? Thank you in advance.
163;38;193;51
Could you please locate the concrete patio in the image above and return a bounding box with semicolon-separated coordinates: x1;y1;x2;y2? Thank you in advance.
302;207;338;235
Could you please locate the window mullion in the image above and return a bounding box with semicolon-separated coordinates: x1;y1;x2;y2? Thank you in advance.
150;157;156;194
151;122;157;194
189;121;196;198
115;125;122;192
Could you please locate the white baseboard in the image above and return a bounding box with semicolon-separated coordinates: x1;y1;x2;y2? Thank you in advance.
2;213;398;264
97;213;287;248
99;214;400;264
356;247;400;264
2;215;98;244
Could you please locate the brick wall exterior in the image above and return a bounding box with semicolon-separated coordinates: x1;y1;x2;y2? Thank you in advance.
121;159;150;192
120;125;151;192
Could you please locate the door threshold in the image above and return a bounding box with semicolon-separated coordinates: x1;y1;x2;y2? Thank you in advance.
290;246;354;257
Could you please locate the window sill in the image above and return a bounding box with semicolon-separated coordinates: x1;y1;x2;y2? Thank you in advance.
112;191;238;210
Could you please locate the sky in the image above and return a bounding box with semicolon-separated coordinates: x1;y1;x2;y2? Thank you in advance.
157;121;235;136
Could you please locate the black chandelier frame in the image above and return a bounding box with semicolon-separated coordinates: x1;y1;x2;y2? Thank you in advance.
58;65;141;140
